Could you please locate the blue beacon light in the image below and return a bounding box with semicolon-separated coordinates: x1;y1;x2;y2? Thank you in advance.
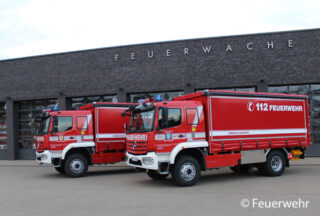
155;94;162;102
52;105;59;111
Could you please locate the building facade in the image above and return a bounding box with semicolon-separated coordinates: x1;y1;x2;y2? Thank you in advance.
0;28;319;159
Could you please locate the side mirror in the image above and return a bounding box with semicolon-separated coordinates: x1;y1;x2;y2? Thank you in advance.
121;110;127;117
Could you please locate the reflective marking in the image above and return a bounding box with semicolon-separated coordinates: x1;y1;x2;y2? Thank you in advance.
64;136;81;141
194;106;203;125
186;132;206;139
36;137;44;141
85;114;92;130
212;135;306;141
155;132;206;140
155;134;165;140
49;136;58;141
83;135;94;140
210;128;307;136
97;133;126;138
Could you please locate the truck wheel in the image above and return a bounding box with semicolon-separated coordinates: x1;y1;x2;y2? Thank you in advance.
64;154;88;178
172;156;201;187
147;170;169;180
261;150;285;176
54;166;65;174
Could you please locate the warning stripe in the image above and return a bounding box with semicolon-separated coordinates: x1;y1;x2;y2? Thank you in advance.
96;133;126;139
210;128;307;137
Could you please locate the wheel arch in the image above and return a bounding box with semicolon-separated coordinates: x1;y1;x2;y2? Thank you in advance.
174;148;207;171
64;147;93;165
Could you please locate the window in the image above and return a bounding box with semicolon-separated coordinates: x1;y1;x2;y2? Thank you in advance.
54;117;73;132
196;87;256;92
158;108;181;129
187;109;199;125
77;117;88;130
167;109;181;128
67;95;118;110
17;99;57;149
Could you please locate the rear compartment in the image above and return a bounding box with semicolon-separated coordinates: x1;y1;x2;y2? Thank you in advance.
175;90;310;154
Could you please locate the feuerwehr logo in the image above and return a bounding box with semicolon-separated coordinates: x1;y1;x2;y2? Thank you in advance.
247;102;254;112
133;141;137;149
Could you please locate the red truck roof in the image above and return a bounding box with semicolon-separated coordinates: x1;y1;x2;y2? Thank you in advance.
173;90;308;101
79;102;136;110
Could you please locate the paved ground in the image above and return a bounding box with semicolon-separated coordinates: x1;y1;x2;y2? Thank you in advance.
0;158;319;216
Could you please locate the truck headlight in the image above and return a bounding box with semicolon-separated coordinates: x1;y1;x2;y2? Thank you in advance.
41;154;48;161
142;157;154;165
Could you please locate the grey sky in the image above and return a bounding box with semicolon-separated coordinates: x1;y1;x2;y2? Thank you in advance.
0;0;319;60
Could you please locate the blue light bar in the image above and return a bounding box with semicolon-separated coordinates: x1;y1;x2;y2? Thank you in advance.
155;94;162;102
52;105;59;111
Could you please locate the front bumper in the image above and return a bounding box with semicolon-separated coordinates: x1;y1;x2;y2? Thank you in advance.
36;150;62;165
126;152;170;170
36;150;52;164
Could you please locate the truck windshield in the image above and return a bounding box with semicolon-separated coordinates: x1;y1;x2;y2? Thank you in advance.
37;116;51;135
129;109;155;133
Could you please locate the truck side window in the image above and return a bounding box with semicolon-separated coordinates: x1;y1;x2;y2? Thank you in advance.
167;109;181;128
158;108;164;128
77;116;88;130
186;108;199;125
56;117;73;132
159;108;181;129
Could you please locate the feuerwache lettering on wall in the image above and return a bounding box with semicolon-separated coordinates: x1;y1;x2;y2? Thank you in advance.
114;40;295;61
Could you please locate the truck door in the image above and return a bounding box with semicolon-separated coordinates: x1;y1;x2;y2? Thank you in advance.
154;106;186;152
49;115;76;151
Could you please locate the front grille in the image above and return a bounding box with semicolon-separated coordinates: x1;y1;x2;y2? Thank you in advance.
127;141;147;154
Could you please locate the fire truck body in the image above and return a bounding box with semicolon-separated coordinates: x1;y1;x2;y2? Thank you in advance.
35;102;133;177
126;90;310;186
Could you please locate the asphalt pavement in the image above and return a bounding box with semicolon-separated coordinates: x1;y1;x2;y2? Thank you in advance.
0;158;319;216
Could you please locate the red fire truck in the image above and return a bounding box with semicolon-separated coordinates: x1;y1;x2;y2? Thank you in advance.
35;102;135;177
125;90;310;186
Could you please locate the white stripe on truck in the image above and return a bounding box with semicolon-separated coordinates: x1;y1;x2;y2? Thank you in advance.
96;133;126;138
210;128;307;136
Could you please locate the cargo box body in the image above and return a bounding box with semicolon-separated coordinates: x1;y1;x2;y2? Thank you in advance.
175;91;310;154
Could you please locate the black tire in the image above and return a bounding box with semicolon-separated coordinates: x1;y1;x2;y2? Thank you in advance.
171;155;201;187
260;150;285;176
54;166;65;174
64;153;88;178
147;170;169;180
